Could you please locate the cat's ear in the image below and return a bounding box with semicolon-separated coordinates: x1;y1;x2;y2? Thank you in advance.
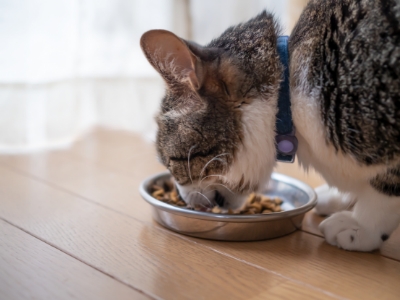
140;30;202;90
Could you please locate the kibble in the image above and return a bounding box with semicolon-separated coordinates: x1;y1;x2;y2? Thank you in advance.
150;179;283;214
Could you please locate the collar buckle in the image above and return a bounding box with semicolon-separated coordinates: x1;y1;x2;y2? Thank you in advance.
276;130;298;163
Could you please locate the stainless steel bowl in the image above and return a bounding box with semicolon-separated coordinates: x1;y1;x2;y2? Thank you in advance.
140;172;317;241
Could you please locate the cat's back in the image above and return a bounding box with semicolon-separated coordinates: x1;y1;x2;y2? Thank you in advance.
291;0;400;165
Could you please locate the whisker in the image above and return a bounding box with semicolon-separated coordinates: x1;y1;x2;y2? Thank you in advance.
193;191;213;207
186;191;213;208
187;145;197;185
199;153;230;181
204;183;235;195
186;193;194;208
186;191;196;208
199;174;228;185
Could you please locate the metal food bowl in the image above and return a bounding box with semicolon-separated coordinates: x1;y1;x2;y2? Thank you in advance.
140;172;317;241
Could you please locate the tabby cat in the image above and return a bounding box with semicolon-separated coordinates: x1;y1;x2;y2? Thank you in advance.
140;0;400;251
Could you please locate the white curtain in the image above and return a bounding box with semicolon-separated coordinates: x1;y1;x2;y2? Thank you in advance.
0;0;297;153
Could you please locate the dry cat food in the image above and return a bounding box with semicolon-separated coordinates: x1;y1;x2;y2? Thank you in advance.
150;179;283;215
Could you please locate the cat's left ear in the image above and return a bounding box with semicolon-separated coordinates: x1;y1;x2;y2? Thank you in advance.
140;29;203;90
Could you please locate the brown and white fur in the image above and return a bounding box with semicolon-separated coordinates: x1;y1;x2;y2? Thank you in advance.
141;0;400;251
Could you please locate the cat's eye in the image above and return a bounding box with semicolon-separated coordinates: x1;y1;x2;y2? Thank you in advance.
222;81;230;96
235;102;245;109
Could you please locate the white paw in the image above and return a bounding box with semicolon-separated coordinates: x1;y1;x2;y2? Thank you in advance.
319;211;383;251
315;185;356;216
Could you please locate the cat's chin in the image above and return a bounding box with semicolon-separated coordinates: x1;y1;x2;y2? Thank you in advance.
175;182;247;210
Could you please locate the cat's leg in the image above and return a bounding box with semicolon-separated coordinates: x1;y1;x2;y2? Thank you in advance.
319;187;400;251
315;184;357;216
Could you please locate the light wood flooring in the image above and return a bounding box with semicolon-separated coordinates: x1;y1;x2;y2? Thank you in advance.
0;128;399;300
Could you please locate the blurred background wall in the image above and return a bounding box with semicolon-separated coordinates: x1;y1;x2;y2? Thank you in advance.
0;0;309;153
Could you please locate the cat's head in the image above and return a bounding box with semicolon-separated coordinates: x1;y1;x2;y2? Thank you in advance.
140;12;281;210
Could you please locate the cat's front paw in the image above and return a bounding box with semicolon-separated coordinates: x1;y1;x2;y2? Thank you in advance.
319;211;383;251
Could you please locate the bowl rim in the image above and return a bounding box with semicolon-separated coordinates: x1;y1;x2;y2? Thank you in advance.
139;171;317;223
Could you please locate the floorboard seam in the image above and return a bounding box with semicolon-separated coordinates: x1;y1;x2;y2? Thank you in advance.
147;223;349;299
0;162;148;223
300;228;324;238
300;228;400;262
175;234;347;300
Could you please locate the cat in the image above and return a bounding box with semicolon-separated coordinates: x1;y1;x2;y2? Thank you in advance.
140;0;400;251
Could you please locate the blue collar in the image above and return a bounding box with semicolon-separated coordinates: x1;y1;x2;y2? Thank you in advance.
275;36;298;163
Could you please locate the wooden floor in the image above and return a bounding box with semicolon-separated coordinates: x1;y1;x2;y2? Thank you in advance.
0;128;399;300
